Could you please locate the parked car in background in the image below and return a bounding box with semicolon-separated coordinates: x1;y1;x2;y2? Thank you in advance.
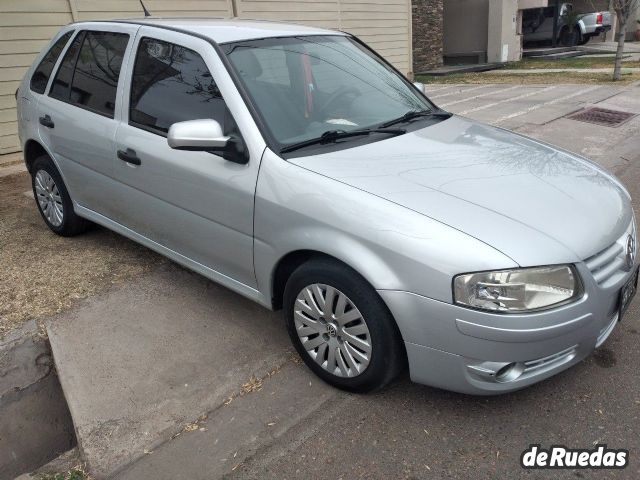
16;19;637;395
523;3;612;46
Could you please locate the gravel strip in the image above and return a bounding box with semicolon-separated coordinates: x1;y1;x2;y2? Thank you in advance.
0;172;164;338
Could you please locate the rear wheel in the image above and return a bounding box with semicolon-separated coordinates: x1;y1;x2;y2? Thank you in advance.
560;26;580;46
578;33;590;45
283;258;405;392
31;155;89;236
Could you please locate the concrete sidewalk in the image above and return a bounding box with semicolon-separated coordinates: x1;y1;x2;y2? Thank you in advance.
47;264;292;477
578;41;640;54
117;361;347;480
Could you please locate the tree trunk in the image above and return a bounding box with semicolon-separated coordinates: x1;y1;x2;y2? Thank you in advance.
613;10;627;81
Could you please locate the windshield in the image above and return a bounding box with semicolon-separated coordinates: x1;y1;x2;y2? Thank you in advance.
223;35;433;150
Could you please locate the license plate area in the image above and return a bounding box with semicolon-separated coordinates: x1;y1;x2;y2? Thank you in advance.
619;266;639;321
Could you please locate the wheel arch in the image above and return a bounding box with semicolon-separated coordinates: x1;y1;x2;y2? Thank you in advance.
23;139;73;199
577;19;587;35
268;246;399;313
269;236;399;316
271;250;337;310
23;139;49;173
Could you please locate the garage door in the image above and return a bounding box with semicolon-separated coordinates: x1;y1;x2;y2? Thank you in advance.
0;0;411;155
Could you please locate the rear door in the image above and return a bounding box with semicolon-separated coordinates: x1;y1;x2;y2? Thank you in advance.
111;27;265;289
36;23;138;218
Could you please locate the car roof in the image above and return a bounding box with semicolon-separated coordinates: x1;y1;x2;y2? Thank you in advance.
81;18;347;44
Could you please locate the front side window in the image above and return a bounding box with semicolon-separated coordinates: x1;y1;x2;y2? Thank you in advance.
50;30;129;118
223;36;432;149
30;31;73;94
129;38;227;135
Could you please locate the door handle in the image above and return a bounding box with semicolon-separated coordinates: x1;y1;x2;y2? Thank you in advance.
39;115;55;128
117;148;141;166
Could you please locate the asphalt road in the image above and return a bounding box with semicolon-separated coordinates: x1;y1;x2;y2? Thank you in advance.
27;82;640;479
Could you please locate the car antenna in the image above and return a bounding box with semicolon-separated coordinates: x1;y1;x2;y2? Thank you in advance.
139;0;151;17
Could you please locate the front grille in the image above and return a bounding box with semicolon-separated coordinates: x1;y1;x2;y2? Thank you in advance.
585;222;636;288
523;345;577;376
585;242;626;286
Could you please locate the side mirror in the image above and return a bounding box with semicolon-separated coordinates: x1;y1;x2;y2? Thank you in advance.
168;119;230;150
413;82;426;93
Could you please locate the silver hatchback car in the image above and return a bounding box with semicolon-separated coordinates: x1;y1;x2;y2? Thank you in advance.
17;19;637;394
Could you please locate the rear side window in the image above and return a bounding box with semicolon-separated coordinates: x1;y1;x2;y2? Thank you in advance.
71;32;129;116
129;37;226;135
50;31;129;118
30;31;73;94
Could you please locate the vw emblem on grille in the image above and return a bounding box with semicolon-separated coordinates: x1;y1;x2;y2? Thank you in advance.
626;234;636;270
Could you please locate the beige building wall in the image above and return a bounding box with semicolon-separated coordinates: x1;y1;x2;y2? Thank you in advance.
0;0;412;155
443;0;536;65
487;0;521;63
443;0;489;62
236;0;412;73
517;0;547;8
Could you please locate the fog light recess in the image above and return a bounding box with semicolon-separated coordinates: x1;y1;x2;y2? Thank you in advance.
495;362;525;383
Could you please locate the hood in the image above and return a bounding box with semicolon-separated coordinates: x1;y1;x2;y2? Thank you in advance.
288;116;633;265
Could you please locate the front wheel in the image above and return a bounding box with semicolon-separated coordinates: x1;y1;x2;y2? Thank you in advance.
283;258;405;392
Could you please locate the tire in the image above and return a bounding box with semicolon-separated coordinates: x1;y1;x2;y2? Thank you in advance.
578;33;590;46
31;155;89;236
283;258;405;393
560;27;580;47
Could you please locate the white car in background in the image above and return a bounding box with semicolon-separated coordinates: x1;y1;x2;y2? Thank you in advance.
523;3;612;46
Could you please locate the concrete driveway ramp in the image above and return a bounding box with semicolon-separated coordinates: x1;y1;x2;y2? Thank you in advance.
46;264;291;478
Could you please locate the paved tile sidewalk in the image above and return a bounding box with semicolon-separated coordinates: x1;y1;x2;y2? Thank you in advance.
487;67;640;74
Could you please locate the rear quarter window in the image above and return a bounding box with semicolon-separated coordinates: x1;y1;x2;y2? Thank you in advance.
50;33;84;101
30;31;73;94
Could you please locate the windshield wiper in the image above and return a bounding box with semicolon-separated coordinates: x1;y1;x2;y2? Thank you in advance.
280;127;406;154
380;109;452;128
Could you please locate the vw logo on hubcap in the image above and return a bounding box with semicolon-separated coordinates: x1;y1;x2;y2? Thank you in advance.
626;234;636;270
326;323;338;337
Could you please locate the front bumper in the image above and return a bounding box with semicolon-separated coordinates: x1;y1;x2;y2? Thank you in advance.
379;262;636;395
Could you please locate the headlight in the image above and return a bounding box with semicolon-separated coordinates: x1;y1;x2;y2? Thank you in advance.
453;265;582;313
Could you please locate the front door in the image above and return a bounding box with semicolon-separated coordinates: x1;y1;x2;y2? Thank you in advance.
111;28;263;289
